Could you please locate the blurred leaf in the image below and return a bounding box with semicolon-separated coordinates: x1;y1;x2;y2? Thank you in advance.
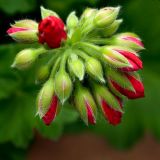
0;0;36;14
0;92;36;148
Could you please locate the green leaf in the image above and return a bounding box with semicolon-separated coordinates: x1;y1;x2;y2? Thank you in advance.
0;0;36;14
0;92;36;148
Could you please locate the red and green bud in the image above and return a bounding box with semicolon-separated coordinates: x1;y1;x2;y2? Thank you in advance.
102;46;143;71
7;19;38;43
107;69;144;99
74;84;97;125
94;6;120;28
35;65;50;84
68;54;85;81
40;6;59;19
37;79;60;125
111;32;144;51
100;19;123;37
54;70;73;104
85;57;105;83
93;83;123;125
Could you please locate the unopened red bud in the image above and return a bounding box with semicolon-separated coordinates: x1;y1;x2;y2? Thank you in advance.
38;16;67;49
107;69;144;99
102;46;143;71
92;82;123;125
37;79;60;125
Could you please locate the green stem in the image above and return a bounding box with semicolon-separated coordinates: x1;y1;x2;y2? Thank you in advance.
75;49;89;60
59;49;71;72
85;38;112;45
50;57;61;78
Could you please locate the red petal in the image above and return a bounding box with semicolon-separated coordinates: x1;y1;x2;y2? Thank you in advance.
85;101;96;125
111;73;144;99
7;27;28;34
101;99;122;125
115;49;143;71
42;95;59;125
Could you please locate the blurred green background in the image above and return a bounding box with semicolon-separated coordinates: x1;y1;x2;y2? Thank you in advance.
0;0;160;159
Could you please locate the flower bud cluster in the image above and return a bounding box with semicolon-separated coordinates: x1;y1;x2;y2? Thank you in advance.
8;6;145;126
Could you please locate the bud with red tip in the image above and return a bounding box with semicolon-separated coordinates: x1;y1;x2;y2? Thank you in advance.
111;32;144;51
107;69;144;99
94;6;120;28
102;46;143;71
37;79;60;125
74;83;97;125
38;16;67;48
7;19;38;43
54;70;73;104
93;82;123;125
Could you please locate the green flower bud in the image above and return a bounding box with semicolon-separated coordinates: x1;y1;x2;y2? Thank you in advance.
36;65;50;84
68;54;85;81
94;6;120;28
40;6;59;19
74;84;97;125
11;48;38;70
85;57;105;83
81;8;97;21
100;19;123;37
67;11;79;29
54;70;73;104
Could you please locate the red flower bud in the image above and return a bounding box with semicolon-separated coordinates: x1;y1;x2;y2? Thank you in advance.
37;79;60;125
38;16;67;48
108;70;144;99
101;97;123;125
102;46;142;72
93;83;123;125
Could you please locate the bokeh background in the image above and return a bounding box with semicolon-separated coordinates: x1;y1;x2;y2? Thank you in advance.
0;0;160;159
